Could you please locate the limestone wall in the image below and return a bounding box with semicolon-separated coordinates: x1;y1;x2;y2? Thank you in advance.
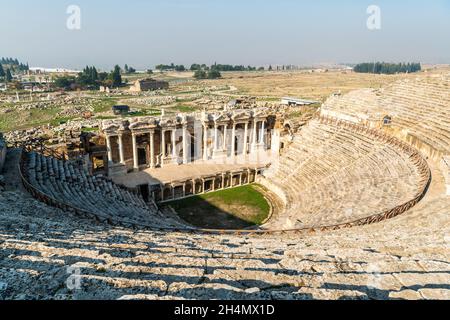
257;177;288;207
384;126;446;163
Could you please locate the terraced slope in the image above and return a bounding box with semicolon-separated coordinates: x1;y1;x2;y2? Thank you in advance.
261;117;430;230
322;73;450;159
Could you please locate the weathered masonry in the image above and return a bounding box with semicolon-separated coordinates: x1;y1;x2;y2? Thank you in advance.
101;108;284;177
156;167;264;203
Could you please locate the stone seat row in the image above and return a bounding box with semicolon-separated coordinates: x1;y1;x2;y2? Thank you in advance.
262;119;426;230
23;151;182;229
321;74;450;155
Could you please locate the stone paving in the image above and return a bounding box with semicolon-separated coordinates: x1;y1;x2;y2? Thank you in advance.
112;153;274;187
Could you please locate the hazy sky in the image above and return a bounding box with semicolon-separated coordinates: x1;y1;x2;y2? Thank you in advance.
1;0;449;70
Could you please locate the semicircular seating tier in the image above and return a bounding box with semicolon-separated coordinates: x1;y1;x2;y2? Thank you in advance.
321;73;450;160
260;117;430;230
21;151;185;229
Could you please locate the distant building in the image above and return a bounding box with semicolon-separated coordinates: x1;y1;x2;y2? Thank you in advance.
112;105;130;115
129;78;169;92
281;97;319;106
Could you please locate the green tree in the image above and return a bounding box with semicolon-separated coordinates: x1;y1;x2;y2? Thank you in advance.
98;72;108;82
190;64;201;71
207;69;221;79
91;66;98;81
0;64;5;78
193;69;207;79
5;69;13;82
110;65;122;87
54;76;76;89
354;62;421;75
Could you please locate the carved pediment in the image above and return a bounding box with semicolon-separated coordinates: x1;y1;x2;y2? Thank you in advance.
102;119;129;133
212;112;230;123
159;118;177;127
252;108;270;119
231;110;252;121
129;117;158;130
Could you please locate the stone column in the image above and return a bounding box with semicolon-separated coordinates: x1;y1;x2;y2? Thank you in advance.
260;120;265;144
192;179;196;195
231;123;236;156
160;185;164;201
252;120;258;145
203;124;208;160
182;183;186;197
132;133;138;170
243;122;248;155
161;130;166;167
222;124;227;150
214;124;218;151
118;133;125;165
172;129;177;160
183;125;188;164
149;131;155;168
106;135;113;164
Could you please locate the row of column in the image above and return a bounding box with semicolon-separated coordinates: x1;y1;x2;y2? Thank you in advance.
204;120;265;159
161;125;189;167
160;168;258;202
106;120;267;170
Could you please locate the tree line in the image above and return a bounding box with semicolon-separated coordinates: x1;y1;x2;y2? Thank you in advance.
191;64;260;72
0;57;29;72
155;63;186;72
54;65;123;90
0;57;29;83
155;62;266;73
0;64;13;82
353;62;421;74
192;64;223;79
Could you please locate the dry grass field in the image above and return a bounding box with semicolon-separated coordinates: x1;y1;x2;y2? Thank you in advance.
179;66;450;101
207;71;406;100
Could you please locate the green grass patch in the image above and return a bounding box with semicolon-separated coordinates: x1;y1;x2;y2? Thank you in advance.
0;107;75;131
91;97;118;113
81;127;99;133
171;104;197;113
126;109;161;117
169;184;270;229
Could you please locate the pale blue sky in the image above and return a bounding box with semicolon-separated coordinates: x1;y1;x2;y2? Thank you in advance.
1;0;449;70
